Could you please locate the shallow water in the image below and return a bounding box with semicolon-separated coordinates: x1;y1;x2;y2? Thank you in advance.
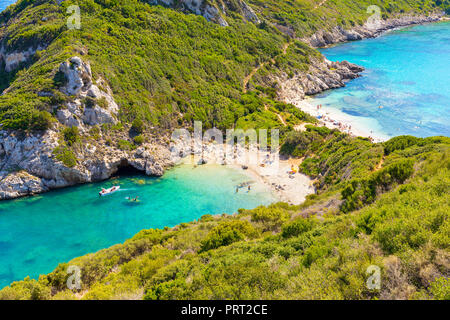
311;21;450;138
0;164;276;288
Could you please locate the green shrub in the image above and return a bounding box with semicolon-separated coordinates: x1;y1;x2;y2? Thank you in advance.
251;205;290;231
133;135;144;145
429;277;450;300
30;110;54;131
131;118;145;134
0;277;51;300
62;126;79;146
117;139;135;151
282;218;314;238
97;97;109;109
383;136;422;155
89;126;101;140
53;146;77;167
200;220;257;252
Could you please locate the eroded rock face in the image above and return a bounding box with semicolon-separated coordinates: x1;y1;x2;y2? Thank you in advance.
59;56;92;96
57;57;119;129
0;130;173;200
274;57;364;102
0;45;45;72
147;0;259;26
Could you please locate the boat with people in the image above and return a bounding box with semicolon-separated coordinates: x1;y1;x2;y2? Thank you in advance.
99;186;120;196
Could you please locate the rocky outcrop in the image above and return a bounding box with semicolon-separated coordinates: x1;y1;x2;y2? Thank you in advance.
0;52;174;200
304;13;444;48
56;56;119;130
273;57;364;102
276;14;444;104
0;130;173;200
0;45;45;72
147;0;260;26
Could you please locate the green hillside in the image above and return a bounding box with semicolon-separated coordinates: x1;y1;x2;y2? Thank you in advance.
0;134;448;300
0;0;448;300
0;0;445;132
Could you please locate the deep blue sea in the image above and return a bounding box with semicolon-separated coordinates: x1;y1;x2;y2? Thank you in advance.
312;21;450;138
0;165;276;289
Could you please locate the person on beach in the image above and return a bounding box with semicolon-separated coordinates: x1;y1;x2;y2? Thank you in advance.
248;185;251;192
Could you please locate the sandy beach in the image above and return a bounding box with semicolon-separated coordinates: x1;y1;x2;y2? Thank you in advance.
233;157;315;205
178;143;315;205
290;96;390;143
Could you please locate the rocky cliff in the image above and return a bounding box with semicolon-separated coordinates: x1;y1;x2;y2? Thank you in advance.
0;128;173;199
304;13;445;48
0;56;174;200
147;0;259;26
276;58;364;103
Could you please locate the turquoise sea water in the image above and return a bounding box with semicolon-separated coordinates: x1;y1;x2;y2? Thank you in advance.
0;165;276;288
312;22;450;138
0;0;15;12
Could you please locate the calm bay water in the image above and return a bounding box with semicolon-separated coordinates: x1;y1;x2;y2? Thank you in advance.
312;21;450;138
0;165;276;288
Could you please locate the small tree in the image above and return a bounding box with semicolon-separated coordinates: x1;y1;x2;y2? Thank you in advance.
131;118;145;134
62;126;80;146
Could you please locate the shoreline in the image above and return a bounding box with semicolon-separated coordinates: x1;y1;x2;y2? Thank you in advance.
291;96;390;143
289;16;449;143
230;159;314;206
303;13;445;48
178;146;315;206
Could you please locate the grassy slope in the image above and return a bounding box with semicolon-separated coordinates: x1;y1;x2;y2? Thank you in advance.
0;135;448;300
0;0;445;132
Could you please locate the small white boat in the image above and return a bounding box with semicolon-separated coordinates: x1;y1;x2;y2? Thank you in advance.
99;186;120;196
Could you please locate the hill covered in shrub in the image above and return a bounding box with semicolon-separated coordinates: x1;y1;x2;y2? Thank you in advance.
0;135;448;300
0;0;446;132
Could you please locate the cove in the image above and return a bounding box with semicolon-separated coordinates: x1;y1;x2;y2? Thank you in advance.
310;21;450;139
0;164;276;289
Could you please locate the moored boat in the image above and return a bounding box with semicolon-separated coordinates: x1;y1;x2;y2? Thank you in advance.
99;186;120;196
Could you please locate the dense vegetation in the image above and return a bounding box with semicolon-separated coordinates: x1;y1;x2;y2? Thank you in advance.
0;135;448;300
0;0;448;300
0;0;447;133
